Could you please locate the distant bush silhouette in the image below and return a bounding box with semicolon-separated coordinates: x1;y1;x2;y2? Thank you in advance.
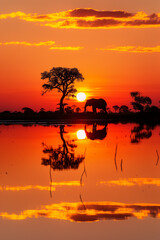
22;107;35;114
75;107;81;113
113;105;119;113
119;105;129;113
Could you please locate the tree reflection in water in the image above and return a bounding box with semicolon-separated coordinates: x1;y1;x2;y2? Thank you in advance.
42;125;85;170
130;124;154;143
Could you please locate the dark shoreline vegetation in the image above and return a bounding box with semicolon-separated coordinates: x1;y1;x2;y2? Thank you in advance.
0;111;160;125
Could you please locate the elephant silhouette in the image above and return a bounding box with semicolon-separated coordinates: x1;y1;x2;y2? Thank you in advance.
85;123;108;140
84;98;107;113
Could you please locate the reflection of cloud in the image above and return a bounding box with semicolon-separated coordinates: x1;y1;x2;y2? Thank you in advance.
1;201;160;221
99;46;160;53
99;178;160;187
0;41;83;51
0;9;160;29
0;181;80;191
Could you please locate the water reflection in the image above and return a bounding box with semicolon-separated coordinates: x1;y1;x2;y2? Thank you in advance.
1;201;160;222
0;122;160;238
85;123;108;140
130;124;154;143
42;125;85;170
77;129;86;140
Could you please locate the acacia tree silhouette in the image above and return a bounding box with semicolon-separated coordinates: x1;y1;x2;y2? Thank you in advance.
41;67;84;113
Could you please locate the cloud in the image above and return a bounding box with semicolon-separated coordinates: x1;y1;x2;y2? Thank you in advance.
0;41;83;50
49;46;83;50
68;9;134;18
1;201;160;221
99;178;160;186
2;41;55;46
99;46;160;53
0;9;160;29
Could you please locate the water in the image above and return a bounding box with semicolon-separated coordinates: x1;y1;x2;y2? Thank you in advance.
0;123;160;240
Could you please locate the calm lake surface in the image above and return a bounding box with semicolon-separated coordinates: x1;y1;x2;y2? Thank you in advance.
0;123;160;240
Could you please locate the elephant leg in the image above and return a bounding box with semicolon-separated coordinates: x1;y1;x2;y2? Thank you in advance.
93;106;97;113
93;123;97;131
103;107;107;113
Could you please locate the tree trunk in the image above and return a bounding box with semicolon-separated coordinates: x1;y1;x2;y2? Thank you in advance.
60;94;65;113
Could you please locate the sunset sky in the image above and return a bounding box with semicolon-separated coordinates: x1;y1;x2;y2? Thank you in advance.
0;0;160;111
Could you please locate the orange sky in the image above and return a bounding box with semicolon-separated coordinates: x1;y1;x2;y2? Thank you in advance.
0;0;160;111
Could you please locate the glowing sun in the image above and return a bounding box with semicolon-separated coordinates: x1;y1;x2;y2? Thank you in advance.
77;130;86;140
76;92;86;102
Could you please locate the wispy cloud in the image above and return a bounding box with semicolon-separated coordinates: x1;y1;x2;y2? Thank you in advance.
0;41;83;50
0;9;160;29
1;201;160;221
99;46;160;53
99;178;160;186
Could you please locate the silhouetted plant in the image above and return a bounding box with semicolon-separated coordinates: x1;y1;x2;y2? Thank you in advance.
113;105;119;113
40;108;45;112
22;107;35;114
41;67;84;113
130;92;152;112
65;106;74;114
75;107;81;113
119;105;129;113
145;105;160;113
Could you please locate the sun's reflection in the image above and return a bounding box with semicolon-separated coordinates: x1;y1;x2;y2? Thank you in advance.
77;130;86;140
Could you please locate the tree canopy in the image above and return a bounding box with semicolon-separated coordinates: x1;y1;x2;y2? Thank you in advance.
130;91;152;112
41;67;84;113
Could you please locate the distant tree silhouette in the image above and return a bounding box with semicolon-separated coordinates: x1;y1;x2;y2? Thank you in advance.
75;107;81;113
71;105;77;112
40;108;45;112
65;106;74;113
145;105;160;113
119;105;129;113
113;105;119;113
130;91;140;98
22;107;35;114
41;125;85;170
41;67;84;113
130;92;152;112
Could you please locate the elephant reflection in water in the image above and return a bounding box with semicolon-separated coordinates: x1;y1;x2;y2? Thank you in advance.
84;98;107;113
130;124;153;143
85;123;108;140
42;125;85;170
